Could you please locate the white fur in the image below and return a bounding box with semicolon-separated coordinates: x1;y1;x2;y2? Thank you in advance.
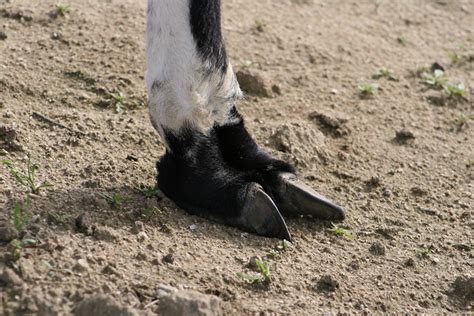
146;0;242;139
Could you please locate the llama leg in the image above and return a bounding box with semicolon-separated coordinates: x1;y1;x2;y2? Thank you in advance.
146;0;290;239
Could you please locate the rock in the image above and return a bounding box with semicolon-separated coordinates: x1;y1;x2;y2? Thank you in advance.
369;242;386;256
158;290;221;316
74;294;139;316
404;258;416;267
236;69;272;97
308;110;350;138
136;231;148;242
94;226;119;241
394;129;415;144
315;275;339;292
73;259;89;272
0;225;19;242
449;276;474;303
162;253;174;264
131;221;144;234
0;268;23;286
75;213;94;235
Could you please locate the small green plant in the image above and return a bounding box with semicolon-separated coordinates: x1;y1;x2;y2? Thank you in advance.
397;36;407;46
329;223;354;238
417;247;433;258
138;186;159;198
241;59;253;68
422;69;446;90
7;238;36;262
139;206;161;222
237;258;272;286
55;3;71;16
358;83;379;97
1;157;53;194
100;192;128;208
47;212;71;225
107;91;125;113
12;198;31;232
275;239;291;251
372;68;397;81
267;250;280;259
254;20;266;32
444;83;468;99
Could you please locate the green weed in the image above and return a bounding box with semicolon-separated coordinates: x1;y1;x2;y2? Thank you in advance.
372;68;397;81
237;258;272;286
422;69;446;90
138;186;159;198
444;83;468;99
139;206;161;222
329;223;354;239
55;3;71;16
358;83;379;97
107;91;125;113
1;157;53;194
12;198;31;232
100;192;128;208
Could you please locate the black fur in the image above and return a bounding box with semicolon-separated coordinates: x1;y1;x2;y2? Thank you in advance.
158;111;295;225
189;0;227;72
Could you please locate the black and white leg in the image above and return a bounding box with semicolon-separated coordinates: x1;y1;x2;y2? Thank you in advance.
146;0;345;240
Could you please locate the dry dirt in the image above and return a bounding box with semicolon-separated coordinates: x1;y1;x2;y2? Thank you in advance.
1;0;473;314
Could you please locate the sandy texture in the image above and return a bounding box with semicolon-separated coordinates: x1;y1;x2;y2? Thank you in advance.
0;0;473;314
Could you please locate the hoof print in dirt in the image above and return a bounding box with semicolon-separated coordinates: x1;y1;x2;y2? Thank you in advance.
448;276;474;306
314;275;339;293
158;290;222;316
74;295;139;316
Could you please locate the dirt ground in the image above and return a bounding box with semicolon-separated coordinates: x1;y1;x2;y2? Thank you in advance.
0;0;473;314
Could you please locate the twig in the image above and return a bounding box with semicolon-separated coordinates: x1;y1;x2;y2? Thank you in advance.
32;112;87;137
144;299;160;309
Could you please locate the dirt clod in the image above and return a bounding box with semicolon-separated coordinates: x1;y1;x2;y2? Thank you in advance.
449;276;474;304
236;69;272;97
394;129;415;144
0;31;7;40
75;213;94;235
369;242;386;256
308;110;350;137
74;295;139;316
0;268;23;286
158;290;222;316
315;275;339;292
0;225;19;242
162;253;174;264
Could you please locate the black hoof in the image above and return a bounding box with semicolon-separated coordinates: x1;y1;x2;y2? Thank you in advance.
273;173;346;220
238;183;291;241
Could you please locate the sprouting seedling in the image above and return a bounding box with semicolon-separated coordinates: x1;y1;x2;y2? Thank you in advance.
275;239;291;251
55;3;71;16
100;192;128;208
107;91;125;113
138;185;159;198
1;157;53;194
254;20;266;32
241;59;253;68
417;247;433;258
255;258;271;283
7;238;36;262
422;69;446;90
12;198;31;232
358;83;379;97
329;223;354;239
372;68;397;81
444;83;468;99
237;258;272;286
139;206;161;222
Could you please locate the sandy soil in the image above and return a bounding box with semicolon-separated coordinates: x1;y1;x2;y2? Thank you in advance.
0;0;473;314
